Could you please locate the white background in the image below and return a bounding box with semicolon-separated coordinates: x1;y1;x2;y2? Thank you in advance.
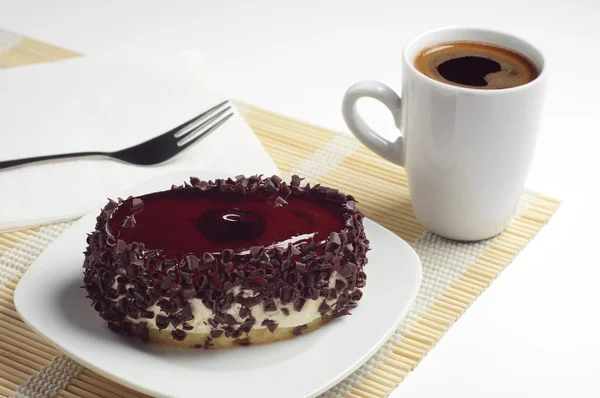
1;0;599;396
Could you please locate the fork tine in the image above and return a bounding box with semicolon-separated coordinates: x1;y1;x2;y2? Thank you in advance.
172;100;229;138
177;113;233;148
176;106;231;143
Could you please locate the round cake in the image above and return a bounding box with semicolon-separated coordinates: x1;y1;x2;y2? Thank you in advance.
83;175;369;348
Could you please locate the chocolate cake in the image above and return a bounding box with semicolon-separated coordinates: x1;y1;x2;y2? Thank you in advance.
83;175;369;348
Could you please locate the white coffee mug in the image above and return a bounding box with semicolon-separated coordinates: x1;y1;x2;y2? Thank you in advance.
342;26;547;241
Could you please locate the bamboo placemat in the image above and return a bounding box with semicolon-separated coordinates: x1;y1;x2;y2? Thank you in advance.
0;30;560;398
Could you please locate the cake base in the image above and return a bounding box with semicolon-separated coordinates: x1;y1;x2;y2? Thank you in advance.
120;315;332;349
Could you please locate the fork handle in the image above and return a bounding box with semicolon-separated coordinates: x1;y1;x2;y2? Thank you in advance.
0;151;107;170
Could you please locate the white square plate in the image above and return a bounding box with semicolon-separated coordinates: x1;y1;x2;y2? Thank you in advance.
15;171;422;398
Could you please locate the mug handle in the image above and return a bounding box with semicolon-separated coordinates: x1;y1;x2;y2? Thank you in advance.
342;80;404;166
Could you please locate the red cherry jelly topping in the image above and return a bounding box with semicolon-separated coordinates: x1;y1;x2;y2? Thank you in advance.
107;189;344;254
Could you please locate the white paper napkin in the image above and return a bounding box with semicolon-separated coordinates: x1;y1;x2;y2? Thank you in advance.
0;54;279;231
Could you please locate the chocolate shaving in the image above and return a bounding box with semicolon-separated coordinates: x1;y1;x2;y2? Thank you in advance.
236;337;251;346
318;301;331;314
261;319;278;333
135;322;149;342
116;240;127;254
203;252;215;263
118;298;128;313
210;329;224;338
340;264;353;278
171;329;187;341
335;279;347;292
122;215;136;228
294;298;306;312
291;175;302;187
214;313;239;326
329;232;341;246
180;303;193;320
295;262;307;273
250;246;264;258
271;175;282;185
130;198;144;211
352;290;363;301
104;199;118;211
292;324;308;336
263;298;277;312
169;314;183;328
185;255;200;270
160;276;172;290
180;272;193;284
290;245;301;256
265;180;278;194
275;196;288;207
239;306;250;319
156;315;170;330
231;328;243;339
309;288;320;300
221;249;234;263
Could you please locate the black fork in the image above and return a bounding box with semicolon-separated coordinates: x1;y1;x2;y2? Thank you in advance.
0;101;233;169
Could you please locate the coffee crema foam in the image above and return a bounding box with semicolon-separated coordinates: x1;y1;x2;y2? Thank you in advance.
414;41;538;89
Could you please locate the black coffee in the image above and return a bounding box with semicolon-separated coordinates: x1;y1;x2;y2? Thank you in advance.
414;41;538;89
